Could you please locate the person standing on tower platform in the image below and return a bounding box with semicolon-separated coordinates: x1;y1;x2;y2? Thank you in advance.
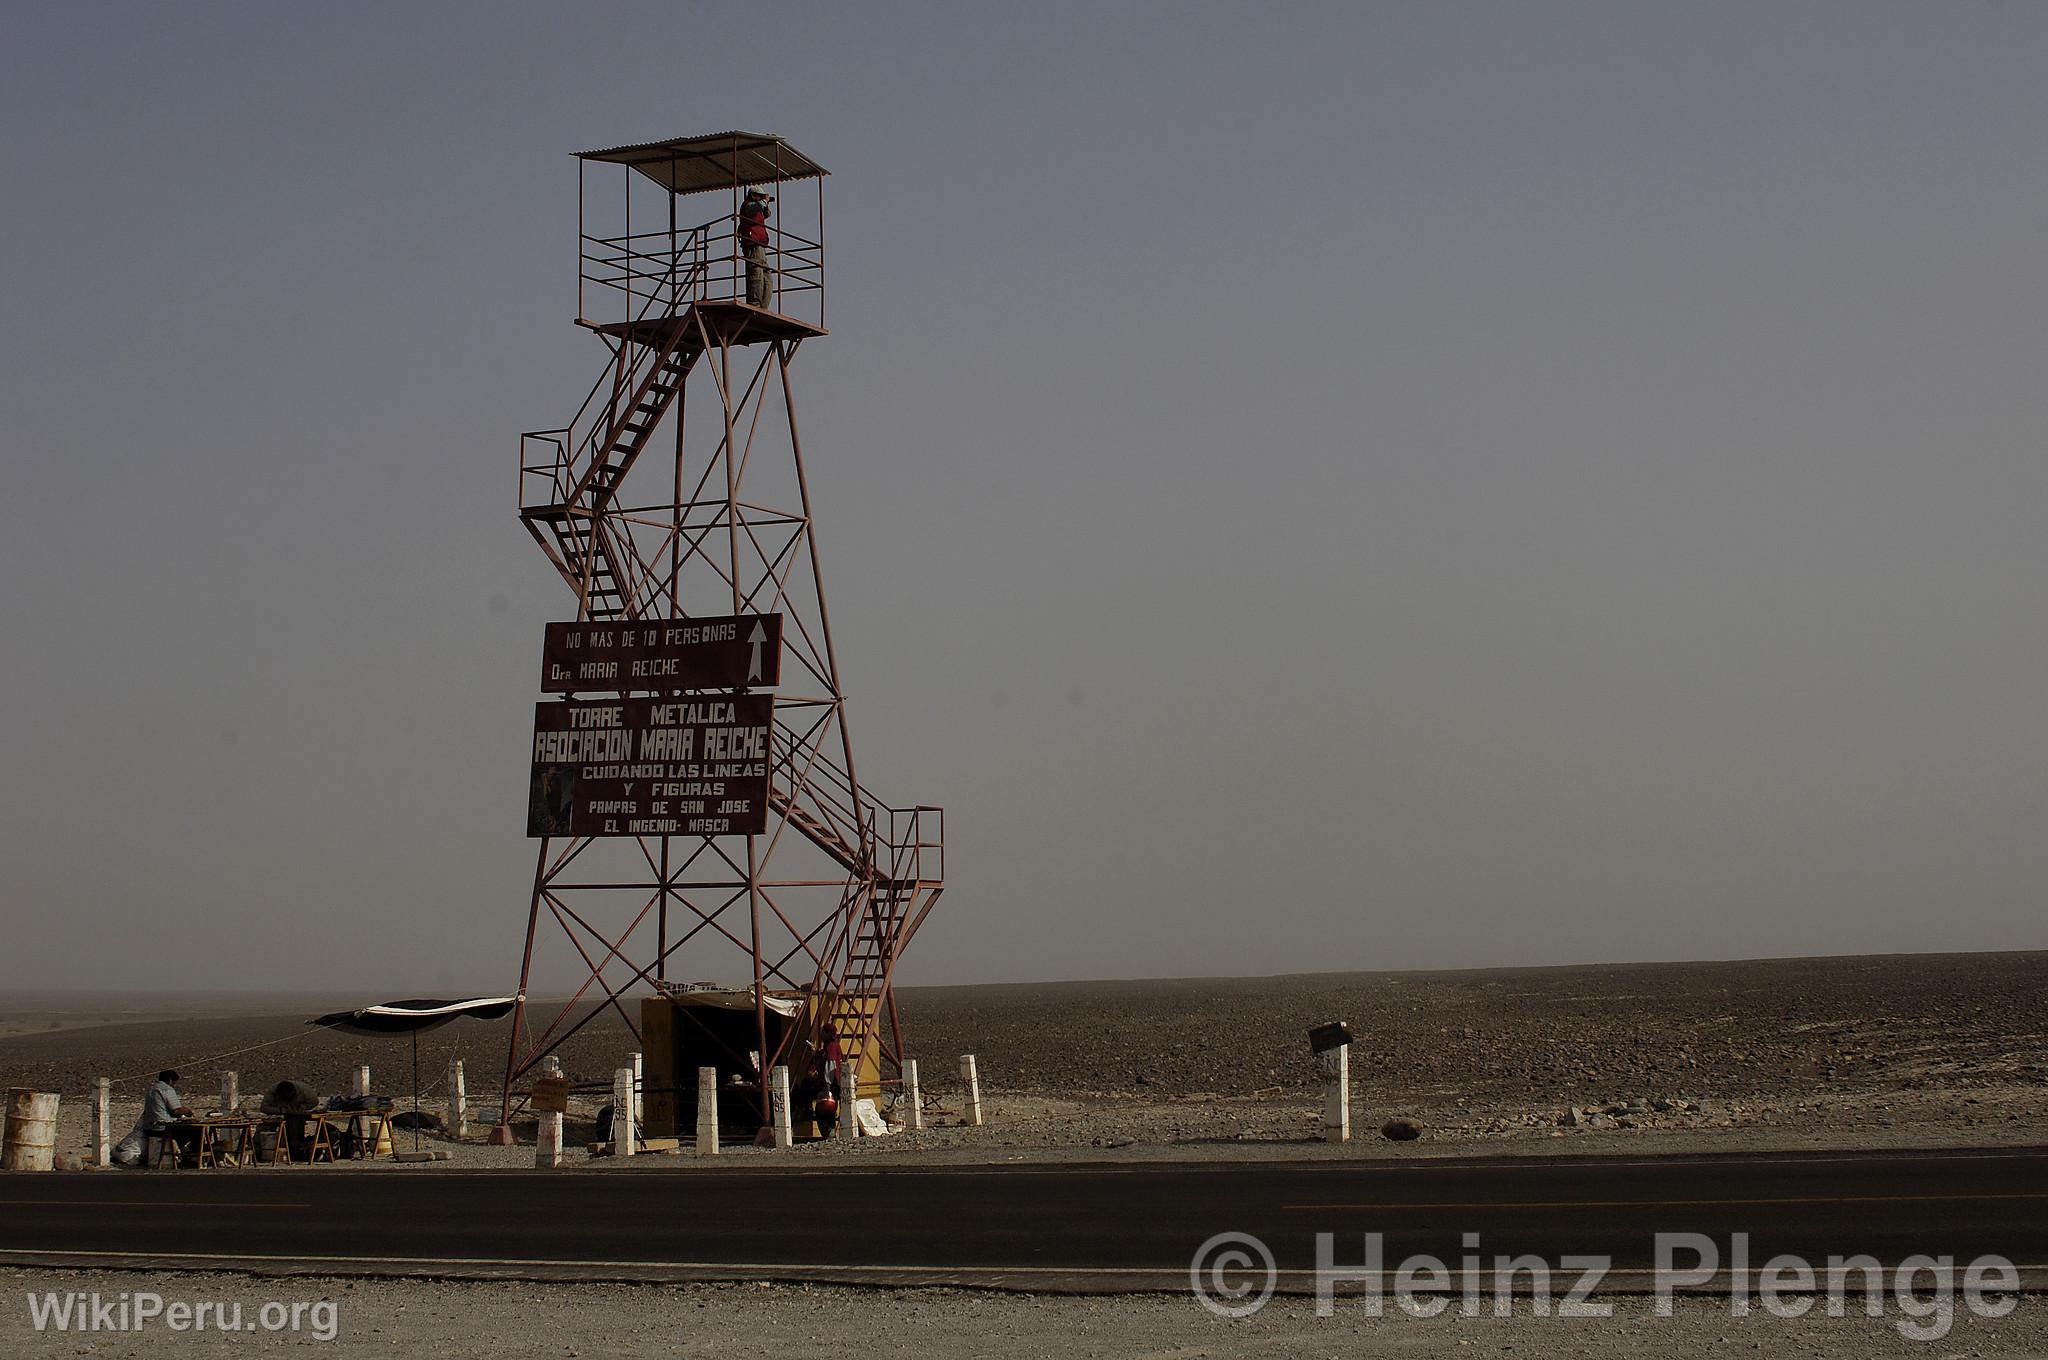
740;189;773;307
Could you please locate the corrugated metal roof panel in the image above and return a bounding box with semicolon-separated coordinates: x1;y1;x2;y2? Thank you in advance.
575;131;828;195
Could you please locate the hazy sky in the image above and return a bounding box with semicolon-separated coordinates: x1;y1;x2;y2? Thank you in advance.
4;3;2046;993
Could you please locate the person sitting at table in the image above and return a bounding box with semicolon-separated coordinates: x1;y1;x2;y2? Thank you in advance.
114;1070;197;1166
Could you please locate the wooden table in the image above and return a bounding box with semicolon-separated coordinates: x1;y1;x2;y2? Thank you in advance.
302;1108;394;1162
154;1116;264;1169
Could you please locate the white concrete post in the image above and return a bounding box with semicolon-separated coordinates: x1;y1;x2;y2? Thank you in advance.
93;1078;111;1168
353;1064;371;1098
219;1071;238;1114
447;1058;467;1139
630;1052;644;1126
612;1067;637;1157
903;1059;923;1132
695;1067;719;1156
837;1061;859;1141
960;1054;983;1127
1320;1045;1351;1143
535;1057;563;1169
769;1065;793;1149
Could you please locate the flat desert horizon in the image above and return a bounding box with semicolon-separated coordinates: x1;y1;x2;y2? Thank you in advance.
3;949;2040;1165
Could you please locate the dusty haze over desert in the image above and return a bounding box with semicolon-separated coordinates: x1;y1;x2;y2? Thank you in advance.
8;5;2048;995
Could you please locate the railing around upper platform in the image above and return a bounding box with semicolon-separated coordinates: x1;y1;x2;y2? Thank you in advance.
579;213;824;329
526;210;826;513
521;239;707;513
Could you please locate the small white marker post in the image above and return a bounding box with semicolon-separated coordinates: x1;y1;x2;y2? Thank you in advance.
93;1078;111;1168
960;1054;983;1127
536;1057;563;1169
354;1064;371;1098
612;1067;637;1157
1320;1045;1351;1143
696;1067;719;1156
630;1052;644;1126
837;1062;859;1141
769;1066;793;1148
219;1071;238;1114
447;1058;467;1139
903;1058;923;1132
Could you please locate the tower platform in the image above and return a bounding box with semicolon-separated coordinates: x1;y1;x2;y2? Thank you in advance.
580;300;826;350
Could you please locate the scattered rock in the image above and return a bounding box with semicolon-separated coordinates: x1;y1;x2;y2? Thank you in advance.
1381;1118;1424;1141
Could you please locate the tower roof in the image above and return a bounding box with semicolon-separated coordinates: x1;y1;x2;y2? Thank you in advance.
574;131;828;195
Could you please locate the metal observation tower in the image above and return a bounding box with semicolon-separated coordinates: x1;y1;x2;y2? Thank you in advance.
503;132;944;1132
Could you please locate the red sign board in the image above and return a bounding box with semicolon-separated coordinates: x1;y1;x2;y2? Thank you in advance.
541;615;781;694
527;695;773;838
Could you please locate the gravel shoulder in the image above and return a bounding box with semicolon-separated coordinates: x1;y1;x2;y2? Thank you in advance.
1;1270;2042;1359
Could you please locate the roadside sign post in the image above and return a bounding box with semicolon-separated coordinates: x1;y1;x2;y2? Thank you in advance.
960;1054;983;1127
533;1062;567;1168
92;1078;110;1168
903;1059;923;1132
1309;1021;1354;1143
696;1067;719;1156
447;1058;466;1139
612;1067;637;1157
769;1066;793;1148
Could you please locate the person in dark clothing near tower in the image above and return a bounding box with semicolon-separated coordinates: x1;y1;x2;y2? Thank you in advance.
740;189;773;307
795;1025;843;1137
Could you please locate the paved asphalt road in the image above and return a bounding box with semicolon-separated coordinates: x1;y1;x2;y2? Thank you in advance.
1;1146;2043;1291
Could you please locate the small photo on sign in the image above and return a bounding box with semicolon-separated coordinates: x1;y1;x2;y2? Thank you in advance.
528;767;576;837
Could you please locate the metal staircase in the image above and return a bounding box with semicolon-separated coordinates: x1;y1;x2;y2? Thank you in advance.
521;305;703;620
806;800;944;1104
832;884;912;1095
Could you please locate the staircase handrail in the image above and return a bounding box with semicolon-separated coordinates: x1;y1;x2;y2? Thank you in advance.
518;227;709;514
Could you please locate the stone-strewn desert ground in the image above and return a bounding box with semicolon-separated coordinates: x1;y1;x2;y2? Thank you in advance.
2;951;2041;1163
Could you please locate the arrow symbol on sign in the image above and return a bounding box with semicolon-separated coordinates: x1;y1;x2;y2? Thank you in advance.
747;621;767;682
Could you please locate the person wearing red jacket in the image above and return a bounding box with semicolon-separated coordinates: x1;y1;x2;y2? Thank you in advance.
739;189;773;307
796;1025;843;1138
